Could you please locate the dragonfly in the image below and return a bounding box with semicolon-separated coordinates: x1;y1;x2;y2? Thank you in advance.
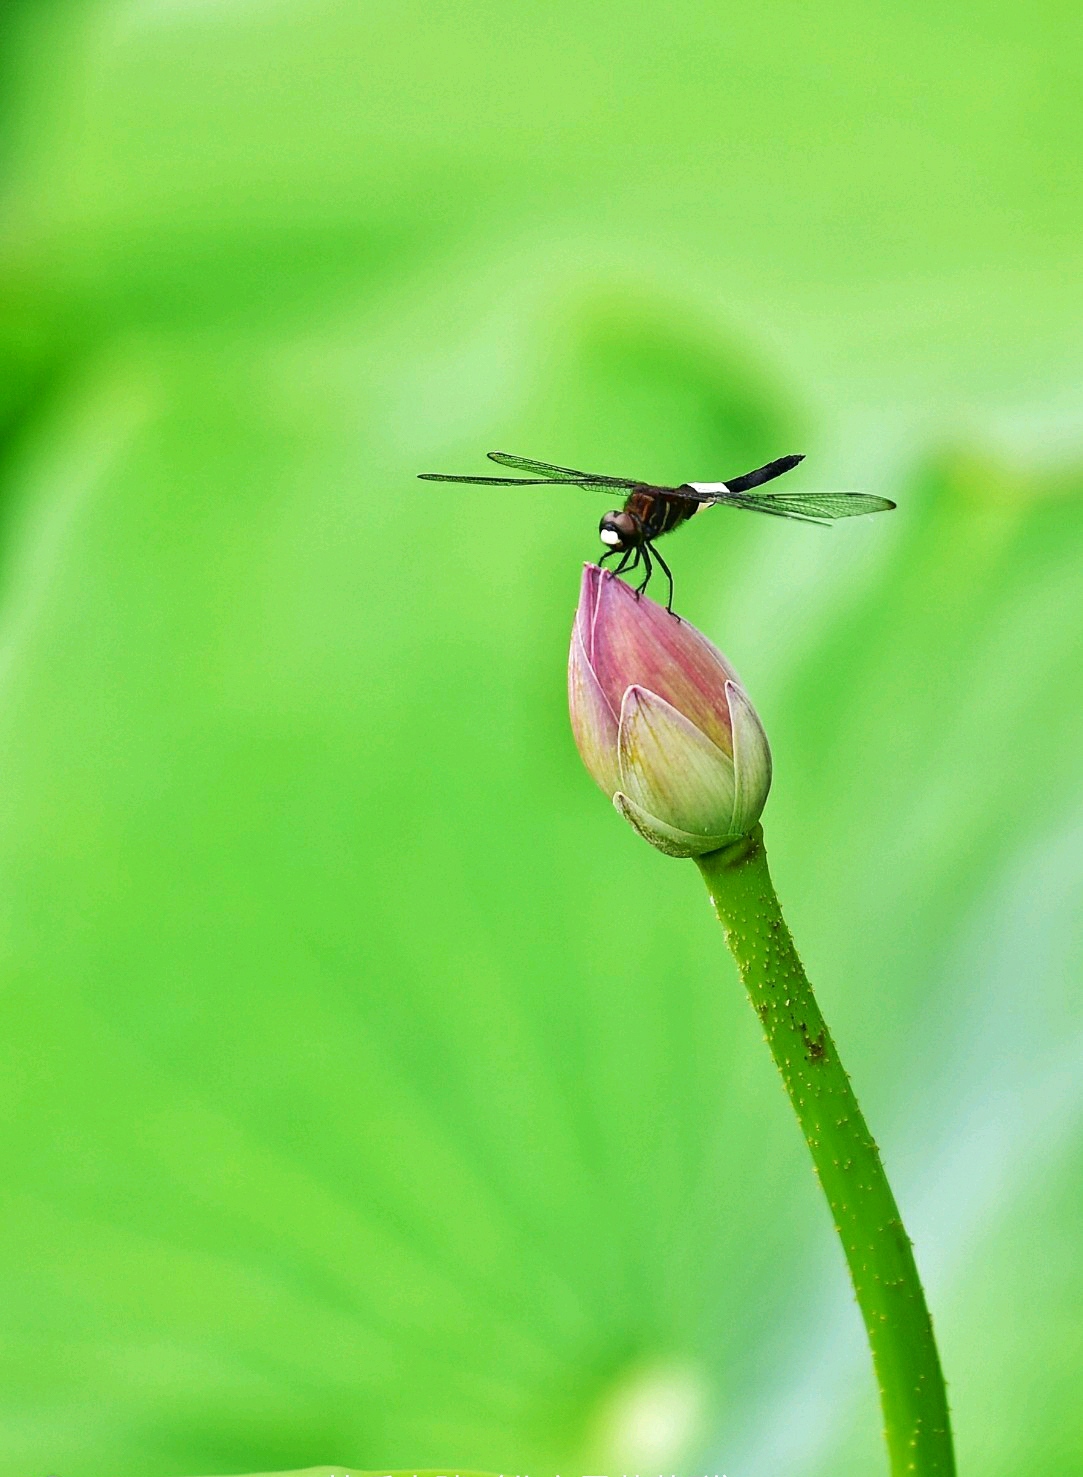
418;451;896;612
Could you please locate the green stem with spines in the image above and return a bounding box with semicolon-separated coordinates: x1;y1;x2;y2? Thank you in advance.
697;826;954;1476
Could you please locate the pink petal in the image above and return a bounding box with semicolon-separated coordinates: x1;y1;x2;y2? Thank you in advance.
573;563;606;657
585;566;739;756
567;623;621;796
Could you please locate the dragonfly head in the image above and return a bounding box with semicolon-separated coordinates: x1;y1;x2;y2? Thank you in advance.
599;510;637;552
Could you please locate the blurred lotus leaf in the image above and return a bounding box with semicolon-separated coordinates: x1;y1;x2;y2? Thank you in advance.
0;4;1080;1477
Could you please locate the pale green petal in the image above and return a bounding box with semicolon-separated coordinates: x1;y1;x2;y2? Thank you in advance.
613;792;732;858
617;686;736;839
726;679;773;835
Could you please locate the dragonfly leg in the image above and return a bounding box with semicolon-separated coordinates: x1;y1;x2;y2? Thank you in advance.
635;541;653;597
614;546;638;580
649;541;677;616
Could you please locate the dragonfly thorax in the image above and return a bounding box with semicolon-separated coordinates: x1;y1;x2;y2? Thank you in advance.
599;509;638;551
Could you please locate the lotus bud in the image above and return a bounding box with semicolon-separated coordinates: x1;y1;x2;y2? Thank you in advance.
568;565;772;857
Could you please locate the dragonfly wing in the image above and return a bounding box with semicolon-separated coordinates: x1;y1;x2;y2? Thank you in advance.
417;472;553;485
716;490;896;522
487;451;588;478
487;451;637;487
573;478;645;494
417;472;642;493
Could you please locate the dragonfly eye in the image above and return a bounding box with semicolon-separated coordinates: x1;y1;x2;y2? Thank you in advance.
600;511;634;549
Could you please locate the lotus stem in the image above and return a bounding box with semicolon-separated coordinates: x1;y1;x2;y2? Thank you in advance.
697;827;955;1476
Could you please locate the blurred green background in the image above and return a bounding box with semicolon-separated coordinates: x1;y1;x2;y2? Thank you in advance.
0;1;1080;1474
